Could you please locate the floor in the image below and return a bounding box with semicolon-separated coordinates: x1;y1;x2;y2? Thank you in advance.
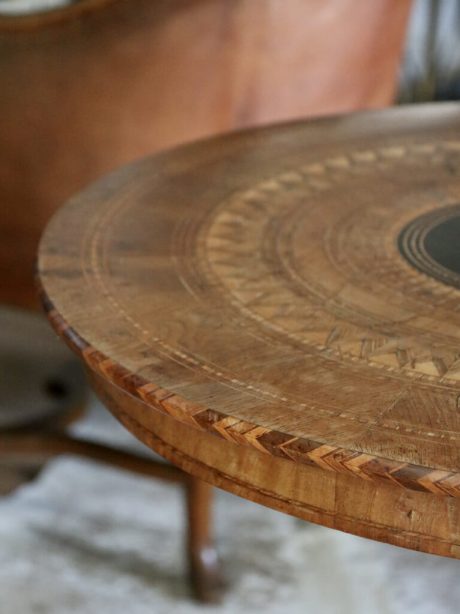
1;399;459;614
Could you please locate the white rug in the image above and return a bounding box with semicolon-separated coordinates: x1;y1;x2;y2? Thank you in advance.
1;400;459;614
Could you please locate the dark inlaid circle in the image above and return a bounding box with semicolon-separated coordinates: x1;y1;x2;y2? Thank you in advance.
398;204;460;289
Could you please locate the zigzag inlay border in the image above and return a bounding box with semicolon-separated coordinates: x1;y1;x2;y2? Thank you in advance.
39;287;460;499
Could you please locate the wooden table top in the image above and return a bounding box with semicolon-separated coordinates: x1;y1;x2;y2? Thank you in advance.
39;103;460;557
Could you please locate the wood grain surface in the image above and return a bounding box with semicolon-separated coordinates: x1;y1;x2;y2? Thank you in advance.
38;103;460;557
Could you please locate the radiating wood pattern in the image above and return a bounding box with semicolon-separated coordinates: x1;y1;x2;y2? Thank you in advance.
38;103;460;557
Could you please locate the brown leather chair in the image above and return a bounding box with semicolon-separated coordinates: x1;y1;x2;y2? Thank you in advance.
0;0;411;308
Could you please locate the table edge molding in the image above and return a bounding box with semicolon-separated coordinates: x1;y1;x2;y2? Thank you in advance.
36;283;460;499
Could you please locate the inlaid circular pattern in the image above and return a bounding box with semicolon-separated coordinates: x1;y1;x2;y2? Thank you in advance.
199;141;460;385
399;203;460;290
39;104;460;503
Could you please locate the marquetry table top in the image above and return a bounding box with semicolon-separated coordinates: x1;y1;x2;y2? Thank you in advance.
39;104;460;557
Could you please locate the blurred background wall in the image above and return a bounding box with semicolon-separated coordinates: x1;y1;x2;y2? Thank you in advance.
400;0;460;102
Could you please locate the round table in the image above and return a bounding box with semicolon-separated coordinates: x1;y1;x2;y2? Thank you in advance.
38;103;460;559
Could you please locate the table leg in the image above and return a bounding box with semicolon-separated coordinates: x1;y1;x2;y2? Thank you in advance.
185;477;225;603
0;432;225;601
